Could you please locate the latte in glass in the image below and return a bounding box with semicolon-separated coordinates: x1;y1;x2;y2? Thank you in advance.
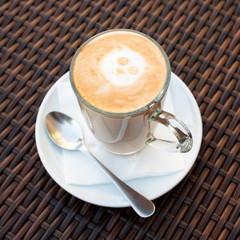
70;30;192;155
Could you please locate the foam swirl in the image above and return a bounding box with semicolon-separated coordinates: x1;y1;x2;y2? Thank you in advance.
72;31;168;113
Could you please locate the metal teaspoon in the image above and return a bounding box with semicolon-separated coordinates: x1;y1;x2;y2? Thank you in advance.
45;111;155;218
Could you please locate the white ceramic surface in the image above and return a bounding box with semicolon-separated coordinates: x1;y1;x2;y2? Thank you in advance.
35;72;202;207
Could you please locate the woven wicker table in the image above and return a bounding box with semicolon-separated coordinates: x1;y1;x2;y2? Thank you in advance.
0;1;239;239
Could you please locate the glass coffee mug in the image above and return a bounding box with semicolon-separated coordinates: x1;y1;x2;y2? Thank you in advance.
70;30;193;155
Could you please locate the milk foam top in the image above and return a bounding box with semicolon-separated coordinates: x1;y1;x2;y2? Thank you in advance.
72;30;168;113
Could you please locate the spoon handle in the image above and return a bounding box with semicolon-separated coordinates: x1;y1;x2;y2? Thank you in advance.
80;146;155;218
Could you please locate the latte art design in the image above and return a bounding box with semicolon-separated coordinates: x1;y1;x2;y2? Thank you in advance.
72;31;168;113
101;45;148;86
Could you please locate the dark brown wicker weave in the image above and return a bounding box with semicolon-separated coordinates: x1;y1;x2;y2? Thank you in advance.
0;0;239;239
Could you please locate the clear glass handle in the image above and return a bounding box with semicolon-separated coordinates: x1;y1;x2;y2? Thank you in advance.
147;109;193;153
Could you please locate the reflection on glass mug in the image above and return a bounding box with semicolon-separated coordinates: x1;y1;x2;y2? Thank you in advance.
70;29;193;155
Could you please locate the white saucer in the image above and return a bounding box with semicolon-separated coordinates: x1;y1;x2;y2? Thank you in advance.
35;72;202;207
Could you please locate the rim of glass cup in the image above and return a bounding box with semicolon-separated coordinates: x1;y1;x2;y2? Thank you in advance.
70;29;171;117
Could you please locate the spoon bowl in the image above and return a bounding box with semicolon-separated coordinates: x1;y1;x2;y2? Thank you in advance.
45;112;83;150
45;111;155;218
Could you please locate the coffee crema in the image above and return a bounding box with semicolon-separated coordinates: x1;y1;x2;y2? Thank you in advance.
72;31;168;113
